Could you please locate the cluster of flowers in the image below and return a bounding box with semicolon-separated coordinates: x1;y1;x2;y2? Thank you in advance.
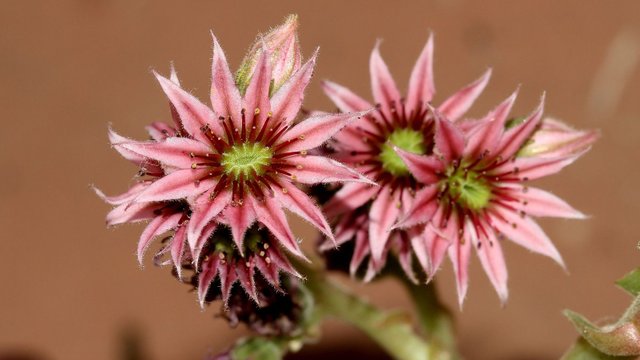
97;15;597;320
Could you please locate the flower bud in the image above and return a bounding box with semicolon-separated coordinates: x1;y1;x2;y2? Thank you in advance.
236;14;302;96
518;117;599;158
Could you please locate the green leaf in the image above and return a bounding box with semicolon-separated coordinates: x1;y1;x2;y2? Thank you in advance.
564;310;640;356
617;268;640;296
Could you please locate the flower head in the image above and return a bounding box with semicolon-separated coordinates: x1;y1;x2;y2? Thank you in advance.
98;25;372;307
320;35;493;281
394;93;595;305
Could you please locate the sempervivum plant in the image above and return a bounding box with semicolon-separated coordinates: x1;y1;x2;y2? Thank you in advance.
96;15;603;360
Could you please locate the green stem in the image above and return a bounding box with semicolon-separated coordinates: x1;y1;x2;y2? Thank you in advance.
305;268;450;360
403;280;459;358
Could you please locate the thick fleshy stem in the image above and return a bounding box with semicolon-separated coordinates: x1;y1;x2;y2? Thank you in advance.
402;280;459;359
304;264;450;360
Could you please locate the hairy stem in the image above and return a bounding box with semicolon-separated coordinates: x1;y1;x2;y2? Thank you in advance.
403;280;459;359
305;268;450;360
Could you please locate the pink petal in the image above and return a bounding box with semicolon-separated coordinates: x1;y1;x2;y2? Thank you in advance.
368;187;402;262
250;196;306;259
394;185;439;229
288;155;374;185
187;189;231;251
265;244;303;278
424;206;452;277
135;168;215;203
274;180;334;242
324;182;379;218
193;222;217;266
397;233;419;284
470;218;508;304
255;255;281;288
243;47;272;130
271;51;318;127
224;201;256;254
236;257;258;303
434;115;465;162
321;79;373;113
154;72;220;143
438;69;492;122
146;121;177;141
350;229;371;276
170;224;188;279
106;202;160;226
94;182;148;205
394;148;444;184
495;94;545;160
465;90;518;157
119;137;212;169
370;41;402;120
210;35;243;130
108;128;147;165
445;212;471;307
496;152;584;181
276;111;368;152
409;229;430;273
137;212;183;265
504;185;586;219
218;262;238;306
490;205;565;267
405;34;435;114
198;256;220;307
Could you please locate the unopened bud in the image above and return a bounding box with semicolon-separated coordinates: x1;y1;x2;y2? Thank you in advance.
518;117;599;158
236;14;302;96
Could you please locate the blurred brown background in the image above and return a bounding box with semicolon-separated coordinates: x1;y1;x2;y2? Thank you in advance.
2;1;640;359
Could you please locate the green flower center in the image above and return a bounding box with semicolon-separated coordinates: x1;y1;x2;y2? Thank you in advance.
221;142;272;180
444;165;492;211
379;128;426;176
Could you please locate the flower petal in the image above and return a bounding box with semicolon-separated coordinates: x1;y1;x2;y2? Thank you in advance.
154;72;220;143
224;201;256;254
274;180;334;242
243;47;272;130
276;111;368;152
193;222;217;266
504;185;586;219
406;34;435;114
187;189;231;252
119;137;212;169
250;196;306;259
170;225;188;279
198;256;220;307
271;50;318;127
210;35;243;130
350;229;371;276
324;182;379;218
94;182;148;206
108;128;147;165
106;202;160;226
394;185;439;229
135;168;215;203
145;121;177;141
288;155;374;185
470;217;508;304
321;79;373;113
434;115;465;162
394;148;444;184
438;69;492;122
445;212;471;307
137;212;183;265
490;205;565;267
495;94;545;160
465;89;518;157
368;187;402;262
496;152;585;181
236;257;258;303
370;41;402;120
